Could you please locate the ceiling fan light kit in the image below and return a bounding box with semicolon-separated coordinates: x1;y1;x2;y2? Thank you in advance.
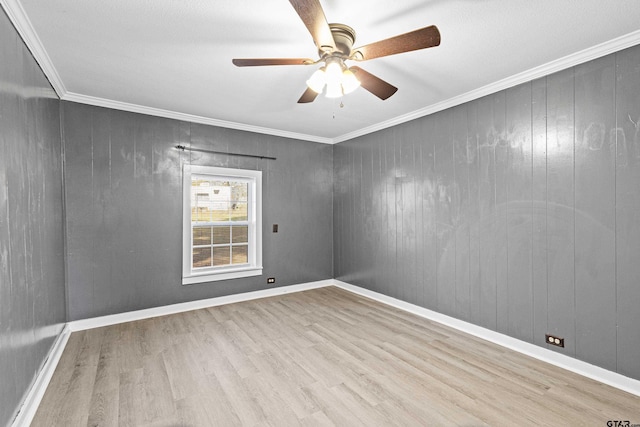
340;68;361;94
232;0;441;104
306;67;327;93
306;56;361;98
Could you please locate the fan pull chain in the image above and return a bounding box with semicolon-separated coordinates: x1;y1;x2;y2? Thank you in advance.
333;97;345;119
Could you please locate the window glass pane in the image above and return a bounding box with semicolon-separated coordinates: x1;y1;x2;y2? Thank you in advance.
211;180;233;220
193;247;212;268
192;179;212;222
232;226;248;243
212;226;231;244
192;207;211;223
193;226;212;245
211;201;230;221
232;245;248;264
231;202;248;221
213;246;231;266
231;181;248;202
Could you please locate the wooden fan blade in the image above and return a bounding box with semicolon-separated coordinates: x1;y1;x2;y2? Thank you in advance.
288;0;336;52
297;87;319;103
352;25;440;61
232;58;314;67
350;66;398;100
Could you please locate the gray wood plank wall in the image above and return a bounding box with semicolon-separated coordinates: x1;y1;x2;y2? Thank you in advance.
0;8;66;426
4;1;640;421
61;102;334;321
334;44;640;381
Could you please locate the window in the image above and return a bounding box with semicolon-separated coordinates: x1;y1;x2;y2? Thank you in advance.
182;165;262;284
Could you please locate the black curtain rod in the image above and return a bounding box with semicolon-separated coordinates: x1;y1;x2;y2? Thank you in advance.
175;145;276;160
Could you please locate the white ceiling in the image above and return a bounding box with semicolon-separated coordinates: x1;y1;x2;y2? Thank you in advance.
5;0;640;143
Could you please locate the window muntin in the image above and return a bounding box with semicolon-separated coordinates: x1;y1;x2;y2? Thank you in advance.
183;165;262;284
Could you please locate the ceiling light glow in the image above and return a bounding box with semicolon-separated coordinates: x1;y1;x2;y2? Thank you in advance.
341;68;360;94
305;58;360;98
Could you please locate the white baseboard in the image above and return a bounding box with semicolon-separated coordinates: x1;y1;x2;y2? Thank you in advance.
332;279;640;398
11;324;71;427
13;280;333;425
68;279;334;332
16;277;640;426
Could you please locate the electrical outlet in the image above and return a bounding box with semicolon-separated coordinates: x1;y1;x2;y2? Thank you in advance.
272;224;278;233
545;334;564;348
267;277;275;284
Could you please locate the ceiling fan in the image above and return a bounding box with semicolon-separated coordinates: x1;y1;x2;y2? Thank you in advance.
232;0;441;103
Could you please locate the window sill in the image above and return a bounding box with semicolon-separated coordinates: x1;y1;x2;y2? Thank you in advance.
182;266;263;285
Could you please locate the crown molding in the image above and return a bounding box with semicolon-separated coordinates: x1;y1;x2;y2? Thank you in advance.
3;0;640;145
62;92;334;144
0;0;332;144
59;28;640;145
0;0;66;97
332;29;640;144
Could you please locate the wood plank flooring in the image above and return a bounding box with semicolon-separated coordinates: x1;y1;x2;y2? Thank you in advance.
32;286;640;426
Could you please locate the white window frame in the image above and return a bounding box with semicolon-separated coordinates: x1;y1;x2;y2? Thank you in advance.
182;165;262;285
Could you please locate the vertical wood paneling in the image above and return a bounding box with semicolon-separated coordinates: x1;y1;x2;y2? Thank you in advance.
545;68;576;357
493;92;510;334
91;109;113;314
148;119;186;301
400;125;418;304
333;43;640;382
434;110;456;316
615;45;640;380
337;143;350;280
370;136;382;294
531;77;549;347
466;101;482;324
63;103;94;320
359;137;373;289
574;55;617;370
345;143;356;281
351;139;362;284
63;103;334;321
476;96;498;329
420;117;438;309
0;8;65;425
385;130;398;299
333;144;345;278
393;129;405;301
413;125;425;307
358;139;369;286
505;83;534;342
109;109;138;314
453;106;471;320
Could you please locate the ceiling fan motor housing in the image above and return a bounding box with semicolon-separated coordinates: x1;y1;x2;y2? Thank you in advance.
324;23;356;57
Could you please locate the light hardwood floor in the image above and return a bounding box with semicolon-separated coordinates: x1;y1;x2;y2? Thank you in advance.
32;286;640;426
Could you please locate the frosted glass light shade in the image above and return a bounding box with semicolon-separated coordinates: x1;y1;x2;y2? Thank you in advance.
306;68;326;93
341;69;360;94
324;61;342;84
